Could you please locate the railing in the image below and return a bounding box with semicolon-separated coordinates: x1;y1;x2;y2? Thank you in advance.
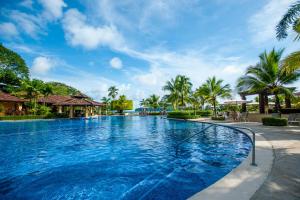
169;118;257;166
202;122;257;166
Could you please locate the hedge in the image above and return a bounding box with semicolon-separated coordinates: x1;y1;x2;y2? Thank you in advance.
0;113;68;121
195;110;212;117
167;111;200;119
262;117;287;126
279;108;300;114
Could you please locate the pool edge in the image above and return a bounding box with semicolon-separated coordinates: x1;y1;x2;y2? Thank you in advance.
187;122;274;200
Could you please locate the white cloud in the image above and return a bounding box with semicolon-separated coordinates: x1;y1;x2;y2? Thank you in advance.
31;56;55;75
19;0;34;9
9;10;44;38
248;0;296;44
0;22;19;38
109;57;123;69
222;65;243;75
39;0;67;20
62;9;124;50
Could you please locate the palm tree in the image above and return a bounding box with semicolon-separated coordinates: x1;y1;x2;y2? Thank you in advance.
276;1;300;72
177;75;192;107
200;76;231;117
147;95;160;110
40;83;53;105
162;75;192;110
189;92;201;115
108;86;118;100
22;79;44;114
162;77;180;110
276;1;300;40
237;49;300;112
140;99;149;107
101;97;111;115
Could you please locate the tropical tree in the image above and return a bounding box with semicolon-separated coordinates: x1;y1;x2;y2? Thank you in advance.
140;99;149;108
237;49;300;112
162;75;192;109
147;94;160;110
189;92;202;115
111;95;133;114
276;1;300;72
162;77;180;109
199;76;231;117
276;1;300;40
0;44;29;87
101;96;111;115
108;86;118;100
40;83;53;105
22;79;44;114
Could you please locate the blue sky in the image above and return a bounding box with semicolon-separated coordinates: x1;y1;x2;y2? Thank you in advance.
0;0;299;107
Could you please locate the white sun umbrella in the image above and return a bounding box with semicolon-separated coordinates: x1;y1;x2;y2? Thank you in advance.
247;101;275;105
223;99;252;105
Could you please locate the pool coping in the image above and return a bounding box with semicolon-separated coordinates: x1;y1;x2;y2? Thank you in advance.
167;118;274;200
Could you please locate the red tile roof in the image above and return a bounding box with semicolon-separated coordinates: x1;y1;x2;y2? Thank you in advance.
294;92;300;97
0;92;28;102
38;95;104;106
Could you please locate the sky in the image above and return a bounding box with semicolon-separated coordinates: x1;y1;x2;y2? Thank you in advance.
0;0;299;107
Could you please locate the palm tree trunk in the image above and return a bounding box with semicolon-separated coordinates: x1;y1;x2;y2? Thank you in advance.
274;93;281;113
213;100;217;118
259;93;265;114
285;96;291;108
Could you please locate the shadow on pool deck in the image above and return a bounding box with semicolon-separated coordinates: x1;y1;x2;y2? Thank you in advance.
223;123;300;200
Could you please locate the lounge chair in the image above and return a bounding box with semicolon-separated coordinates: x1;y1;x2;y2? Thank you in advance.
288;113;300;126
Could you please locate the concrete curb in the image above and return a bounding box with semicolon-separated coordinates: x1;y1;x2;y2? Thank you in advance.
188;122;274;200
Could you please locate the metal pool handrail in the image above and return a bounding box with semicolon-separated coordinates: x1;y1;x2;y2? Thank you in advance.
202;122;257;166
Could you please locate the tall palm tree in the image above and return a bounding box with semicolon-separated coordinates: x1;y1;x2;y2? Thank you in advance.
200;76;231;117
177;75;192;107
147;94;160;110
108;86;118;100
276;1;300;40
140;99;149;107
189;92;201;115
40;83;53;105
22;79;44;114
276;1;300;72
101;97;111;115
237;49;300;112
162;75;192;110
162;77;180;110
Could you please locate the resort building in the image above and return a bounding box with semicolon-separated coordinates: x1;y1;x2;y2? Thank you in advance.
38;93;104;118
0;92;28;116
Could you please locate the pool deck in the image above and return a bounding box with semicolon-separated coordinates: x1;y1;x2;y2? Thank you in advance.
189;120;300;200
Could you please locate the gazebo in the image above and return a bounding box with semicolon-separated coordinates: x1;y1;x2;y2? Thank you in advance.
0;92;28;116
38;93;104;118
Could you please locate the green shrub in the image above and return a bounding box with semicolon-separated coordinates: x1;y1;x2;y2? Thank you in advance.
195;110;212;117
211;116;225;121
280;108;300;114
37;105;52;115
167;111;200;119
262;117;287;126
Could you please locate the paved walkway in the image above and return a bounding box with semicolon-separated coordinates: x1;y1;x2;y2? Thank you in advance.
227;123;300;200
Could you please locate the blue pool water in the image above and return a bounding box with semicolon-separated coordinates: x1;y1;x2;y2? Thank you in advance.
0;116;251;200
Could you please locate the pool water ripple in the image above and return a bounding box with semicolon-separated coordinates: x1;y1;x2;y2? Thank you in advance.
0;116;251;199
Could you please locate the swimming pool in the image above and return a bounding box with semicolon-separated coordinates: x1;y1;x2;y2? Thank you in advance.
0;116;251;200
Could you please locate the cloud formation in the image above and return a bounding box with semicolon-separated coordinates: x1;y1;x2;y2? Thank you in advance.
39;0;67;20
110;57;123;69
62;9;124;50
0;22;19;39
31;56;56;75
